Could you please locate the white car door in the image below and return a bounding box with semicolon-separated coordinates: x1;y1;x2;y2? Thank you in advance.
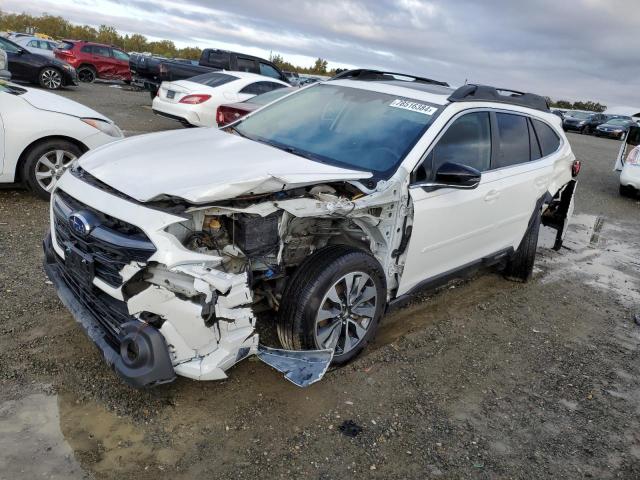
398;111;502;296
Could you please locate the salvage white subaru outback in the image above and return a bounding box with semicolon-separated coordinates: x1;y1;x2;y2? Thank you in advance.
44;70;580;388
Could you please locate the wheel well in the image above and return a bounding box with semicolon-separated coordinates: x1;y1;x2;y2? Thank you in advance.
15;136;88;184
77;63;96;72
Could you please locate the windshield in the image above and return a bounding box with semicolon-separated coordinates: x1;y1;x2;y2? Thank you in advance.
571;112;593;120
234;83;442;178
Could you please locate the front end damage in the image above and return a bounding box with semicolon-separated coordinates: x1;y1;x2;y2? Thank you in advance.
45;170;409;388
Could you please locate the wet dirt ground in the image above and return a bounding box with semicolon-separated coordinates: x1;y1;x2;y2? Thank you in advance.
1;83;640;479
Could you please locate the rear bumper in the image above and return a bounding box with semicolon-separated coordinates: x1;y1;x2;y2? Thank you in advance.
43;233;175;388
621;166;640;190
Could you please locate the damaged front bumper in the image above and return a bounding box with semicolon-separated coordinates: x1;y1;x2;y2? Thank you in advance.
43;233;176;387
44;232;333;388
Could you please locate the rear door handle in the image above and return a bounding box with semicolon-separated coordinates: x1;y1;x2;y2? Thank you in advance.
484;190;501;202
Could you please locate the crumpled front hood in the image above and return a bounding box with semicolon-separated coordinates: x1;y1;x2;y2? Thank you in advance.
22;87;110;121
79;128;373;203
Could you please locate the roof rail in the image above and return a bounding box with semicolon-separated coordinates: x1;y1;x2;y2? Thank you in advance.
448;84;550;111
330;69;450;87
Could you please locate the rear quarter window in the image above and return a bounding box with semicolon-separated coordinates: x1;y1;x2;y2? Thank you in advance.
532;119;561;156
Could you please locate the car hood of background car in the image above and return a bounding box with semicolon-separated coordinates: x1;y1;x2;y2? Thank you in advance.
79;127;373;204
21;87;110;121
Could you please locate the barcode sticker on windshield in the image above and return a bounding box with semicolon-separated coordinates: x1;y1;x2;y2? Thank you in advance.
389;99;437;115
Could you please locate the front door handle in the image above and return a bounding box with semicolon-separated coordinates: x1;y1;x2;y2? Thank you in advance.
484;189;501;202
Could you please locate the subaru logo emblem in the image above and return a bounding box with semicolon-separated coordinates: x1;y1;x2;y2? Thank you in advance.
68;212;92;237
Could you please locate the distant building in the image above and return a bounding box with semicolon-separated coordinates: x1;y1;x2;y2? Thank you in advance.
606;106;640;121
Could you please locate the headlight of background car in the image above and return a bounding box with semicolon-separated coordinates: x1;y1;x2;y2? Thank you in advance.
81;118;124;138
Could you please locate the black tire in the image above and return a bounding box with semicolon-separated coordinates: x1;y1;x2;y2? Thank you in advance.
77;66;96;83
149;88;158;100
277;245;387;365
504;210;541;282
22;139;83;200
39;67;63;90
620;185;635;198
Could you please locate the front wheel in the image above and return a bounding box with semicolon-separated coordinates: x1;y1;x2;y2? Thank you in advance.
22;140;82;200
504;210;541;282
620;185;636;198
277;246;387;365
39;67;63;89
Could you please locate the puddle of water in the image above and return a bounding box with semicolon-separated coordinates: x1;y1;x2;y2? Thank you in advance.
0;393;86;480
539;213;640;307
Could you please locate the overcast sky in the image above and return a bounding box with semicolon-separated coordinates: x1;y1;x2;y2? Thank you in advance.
4;0;639;107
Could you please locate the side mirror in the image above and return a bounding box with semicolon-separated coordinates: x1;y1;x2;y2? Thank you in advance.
413;162;481;192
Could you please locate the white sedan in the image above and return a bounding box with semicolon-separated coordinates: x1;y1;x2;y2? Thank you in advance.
0;81;123;199
152;71;290;127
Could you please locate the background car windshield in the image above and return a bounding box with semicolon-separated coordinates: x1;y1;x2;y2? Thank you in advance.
187;72;238;87
247;87;294;106
571;112;593;120
235;84;441;177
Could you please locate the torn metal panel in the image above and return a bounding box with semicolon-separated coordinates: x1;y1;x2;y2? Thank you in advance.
256;345;334;387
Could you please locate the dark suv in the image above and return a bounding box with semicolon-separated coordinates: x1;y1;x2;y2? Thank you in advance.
562;112;608;135
55;41;131;83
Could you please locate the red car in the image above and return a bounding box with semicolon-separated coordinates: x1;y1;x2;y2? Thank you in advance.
54;40;131;83
216;86;295;126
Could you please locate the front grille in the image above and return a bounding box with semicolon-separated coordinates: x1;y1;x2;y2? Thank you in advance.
53;190;156;287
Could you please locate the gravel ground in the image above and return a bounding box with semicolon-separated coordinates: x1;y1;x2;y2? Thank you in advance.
1;83;640;479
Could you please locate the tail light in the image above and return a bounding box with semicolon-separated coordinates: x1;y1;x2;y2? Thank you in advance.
571;160;581;177
179;94;211;104
216;106;249;126
55;49;74;58
216;107;225;126
626;146;640;165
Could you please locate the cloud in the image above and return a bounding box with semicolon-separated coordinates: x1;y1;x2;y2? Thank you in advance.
4;0;639;106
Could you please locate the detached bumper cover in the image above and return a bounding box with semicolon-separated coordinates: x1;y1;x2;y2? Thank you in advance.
43;233;175;388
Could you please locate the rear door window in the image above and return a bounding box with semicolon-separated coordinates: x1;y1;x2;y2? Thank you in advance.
532;119;561;156
494;113;531;168
92;45;112;57
237;57;257;72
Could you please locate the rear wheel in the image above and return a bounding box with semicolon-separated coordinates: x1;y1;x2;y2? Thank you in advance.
504;210;541;282
22;139;82;200
39;67;63;89
77;66;96;83
277;246;386;365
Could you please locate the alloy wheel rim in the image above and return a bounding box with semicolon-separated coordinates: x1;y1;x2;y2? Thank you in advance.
34;150;76;192
42;69;62;89
79;69;94;82
314;271;377;355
